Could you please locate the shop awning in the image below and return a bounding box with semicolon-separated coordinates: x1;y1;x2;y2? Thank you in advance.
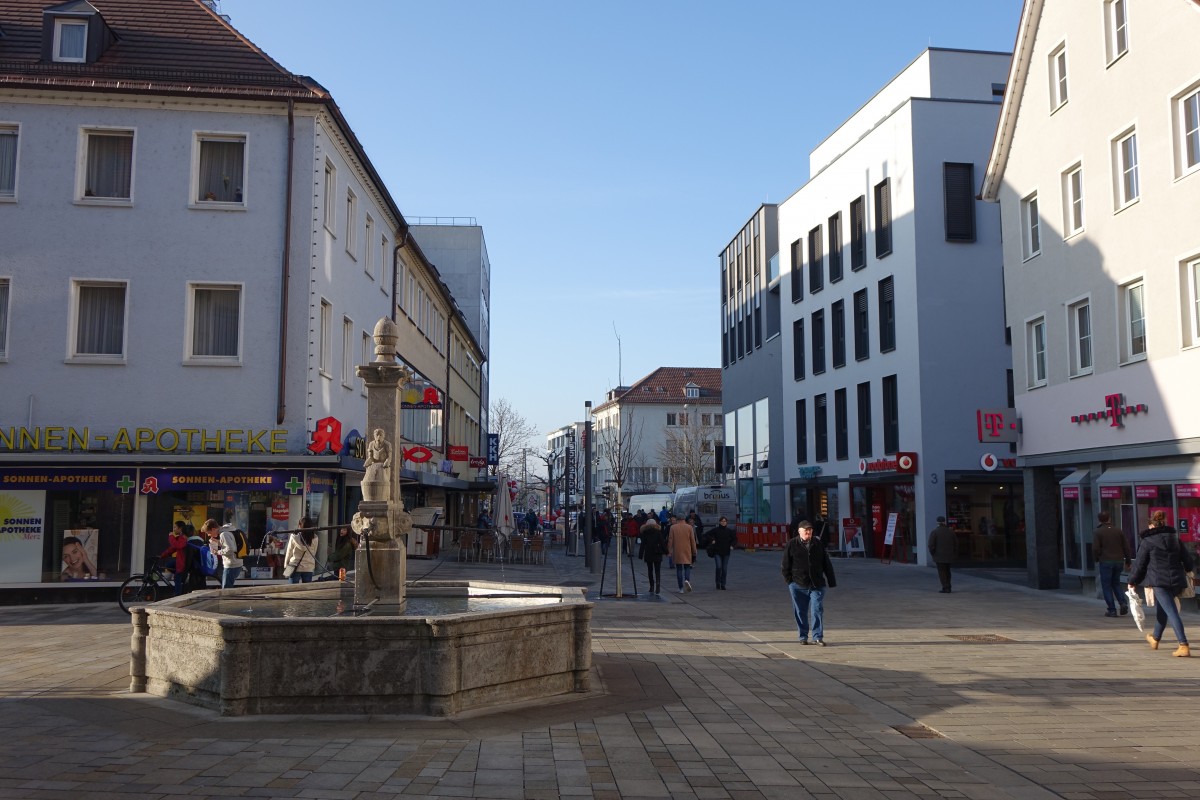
1096;462;1200;485
1059;469;1091;487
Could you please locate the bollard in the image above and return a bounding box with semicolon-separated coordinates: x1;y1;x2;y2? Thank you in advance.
589;541;602;574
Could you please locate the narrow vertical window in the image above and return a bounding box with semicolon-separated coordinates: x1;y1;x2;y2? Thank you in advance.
342;317;354;386
1068;300;1092;375
808;225;823;293
361;331;371;394
1180;88;1200;175
814;394;828;463
882;376;899;454
1063;165;1084;236
795;399;808;465
831;299;846;368
1105;0;1128;64
850;196;866;270
1050;44;1069;109
53;19;87;62
792;318;805;380
856;382;872;458
1027;318;1047;386
1122;280;1146;359
345;189;358;257
828;213;843;282
943;162;976;241
878;277;895;352
323;160;336;230
1021;193;1041;258
1186;257;1200;348
0;126;16;199
790;238;803;302
364;216;375;278
874;179;892;257
1114;131;1139;207
811;309;826;374
0;278;9;358
854;289;869;360
319;299;332;377
834;388;848;461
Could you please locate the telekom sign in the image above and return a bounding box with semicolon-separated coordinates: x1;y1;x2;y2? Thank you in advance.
1070;393;1148;427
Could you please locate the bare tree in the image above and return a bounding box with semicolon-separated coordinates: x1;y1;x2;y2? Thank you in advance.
657;420;720;490
489;397;538;476
594;410;645;512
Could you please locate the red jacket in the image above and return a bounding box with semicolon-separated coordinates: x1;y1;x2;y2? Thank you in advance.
160;532;188;572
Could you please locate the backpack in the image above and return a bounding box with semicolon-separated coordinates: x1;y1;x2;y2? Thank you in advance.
231;529;249;558
188;542;220;576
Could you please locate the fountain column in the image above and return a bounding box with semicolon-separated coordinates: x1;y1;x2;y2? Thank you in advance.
351;318;414;610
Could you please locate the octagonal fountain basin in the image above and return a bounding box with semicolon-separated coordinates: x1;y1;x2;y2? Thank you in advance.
129;580;593;717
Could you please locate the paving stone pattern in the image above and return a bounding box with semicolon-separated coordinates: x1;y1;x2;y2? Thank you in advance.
1;547;1197;799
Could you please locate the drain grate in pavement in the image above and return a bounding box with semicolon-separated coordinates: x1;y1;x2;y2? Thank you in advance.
946;633;1016;643
894;724;945;739
763;652;789;659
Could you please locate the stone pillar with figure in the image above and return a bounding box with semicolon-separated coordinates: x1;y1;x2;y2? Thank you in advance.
351;317;414;609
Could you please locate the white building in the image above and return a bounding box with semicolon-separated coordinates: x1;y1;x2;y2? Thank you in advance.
777;48;1015;565
0;0;486;587
981;0;1200;587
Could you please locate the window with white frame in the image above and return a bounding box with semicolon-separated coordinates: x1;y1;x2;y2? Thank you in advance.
381;235;391;294
323;160;336;231
195;134;245;204
53;19;87;62
1021;192;1041;258
666;413;677;426
1049;44;1069;110
1175;85;1200;178
1062;164;1084;236
70;280;126;359
319;299;332;377
361;331;371;394
187;284;241;361
364;216;375;278
1067;298;1092;376
679;413;689;427
1184;256;1200;348
1119;279;1146;361
0;278;9;359
345;189;357;257
1113;129;1139;208
1104;0;1129;64
685;384;699;398
1027;317;1047;387
0;125;18;199
342;316;354;387
80;128;133;201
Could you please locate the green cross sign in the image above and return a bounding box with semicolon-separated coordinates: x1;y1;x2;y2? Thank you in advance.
116;475;136;494
285;477;304;495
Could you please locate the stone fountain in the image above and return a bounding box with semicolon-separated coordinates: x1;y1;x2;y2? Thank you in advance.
128;319;593;716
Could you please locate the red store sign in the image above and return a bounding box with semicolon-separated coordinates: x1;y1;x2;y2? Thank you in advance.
1070;393;1148;427
1063;486;1080;499
858;452;918;475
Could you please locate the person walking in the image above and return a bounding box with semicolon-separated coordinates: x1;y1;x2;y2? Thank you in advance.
284;517;319;584
211;520;244;588
927;516;957;593
638;516;666;595
781;520;837;645
1128;510;1193;657
1093;511;1131;617
706;516;738;590
667;514;697;593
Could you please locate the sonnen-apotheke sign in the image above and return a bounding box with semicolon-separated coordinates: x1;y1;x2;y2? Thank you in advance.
0;426;289;454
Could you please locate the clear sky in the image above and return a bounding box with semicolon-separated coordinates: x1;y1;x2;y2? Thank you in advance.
222;0;1023;446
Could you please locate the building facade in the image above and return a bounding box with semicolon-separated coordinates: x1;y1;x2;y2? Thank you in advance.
720;205;784;524
0;0;486;586
981;0;1200;587
778;49;1017;565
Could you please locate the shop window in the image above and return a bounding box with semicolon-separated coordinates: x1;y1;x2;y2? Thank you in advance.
43;490;136;581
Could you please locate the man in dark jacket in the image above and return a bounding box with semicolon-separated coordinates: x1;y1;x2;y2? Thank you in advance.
781;520;837;645
928;516;957;593
1093;511;1131;617
706;517;738;590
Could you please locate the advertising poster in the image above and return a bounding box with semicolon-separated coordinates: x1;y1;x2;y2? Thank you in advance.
266;494;292;534
223;492;250;533
173;504;206;536
61;528;99;581
841;517;864;554
0;490;45;582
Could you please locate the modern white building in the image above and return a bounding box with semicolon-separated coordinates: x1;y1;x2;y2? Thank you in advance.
0;0;487;588
777;48;1016;565
981;0;1200;587
719;205;785;524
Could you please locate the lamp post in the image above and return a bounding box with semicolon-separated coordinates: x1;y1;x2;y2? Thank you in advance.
584;401;593;566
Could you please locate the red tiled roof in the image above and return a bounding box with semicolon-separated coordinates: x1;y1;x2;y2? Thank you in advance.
594;367;722;412
0;0;324;99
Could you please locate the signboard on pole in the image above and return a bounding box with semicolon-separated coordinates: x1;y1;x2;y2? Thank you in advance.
884;512;899;546
486;434;499;465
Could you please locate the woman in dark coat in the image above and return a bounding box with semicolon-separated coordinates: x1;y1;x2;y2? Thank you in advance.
638;517;666;595
1128;510;1193;657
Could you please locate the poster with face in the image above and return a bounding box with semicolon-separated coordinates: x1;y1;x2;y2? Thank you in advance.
173;505;205;537
61;528;99;581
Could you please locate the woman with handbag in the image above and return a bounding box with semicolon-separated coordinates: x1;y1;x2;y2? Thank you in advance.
284;517;319;584
1128;510;1194;657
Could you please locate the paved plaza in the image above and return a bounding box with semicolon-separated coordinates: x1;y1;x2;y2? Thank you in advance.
1;545;1198;800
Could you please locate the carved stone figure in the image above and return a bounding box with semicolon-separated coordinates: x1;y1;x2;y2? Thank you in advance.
361;428;391;502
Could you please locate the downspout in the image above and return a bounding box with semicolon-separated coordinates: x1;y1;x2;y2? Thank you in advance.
391;225;410;324
276;99;296;425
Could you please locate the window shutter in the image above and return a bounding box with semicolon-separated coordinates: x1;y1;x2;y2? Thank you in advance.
874;180;892;257
850;196;866;269
943;162;976;242
790;239;803;302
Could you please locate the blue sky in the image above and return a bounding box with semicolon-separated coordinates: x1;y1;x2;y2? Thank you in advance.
223;0;1023;443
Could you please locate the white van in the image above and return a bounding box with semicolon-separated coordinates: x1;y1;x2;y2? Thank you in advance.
671;486;736;527
627;493;674;517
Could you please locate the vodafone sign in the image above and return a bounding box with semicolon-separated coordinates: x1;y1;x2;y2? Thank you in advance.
858;452;919;475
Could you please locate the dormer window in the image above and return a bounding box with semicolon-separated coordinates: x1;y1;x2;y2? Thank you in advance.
684;383;700;399
53;19;87;62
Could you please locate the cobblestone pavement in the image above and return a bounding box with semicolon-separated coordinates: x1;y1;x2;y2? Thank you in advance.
1;545;1197;799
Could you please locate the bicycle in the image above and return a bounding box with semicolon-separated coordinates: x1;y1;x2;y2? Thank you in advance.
118;557;175;614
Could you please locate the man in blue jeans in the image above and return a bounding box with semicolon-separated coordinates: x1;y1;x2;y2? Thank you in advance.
1093;512;1130;617
781;520;837;645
